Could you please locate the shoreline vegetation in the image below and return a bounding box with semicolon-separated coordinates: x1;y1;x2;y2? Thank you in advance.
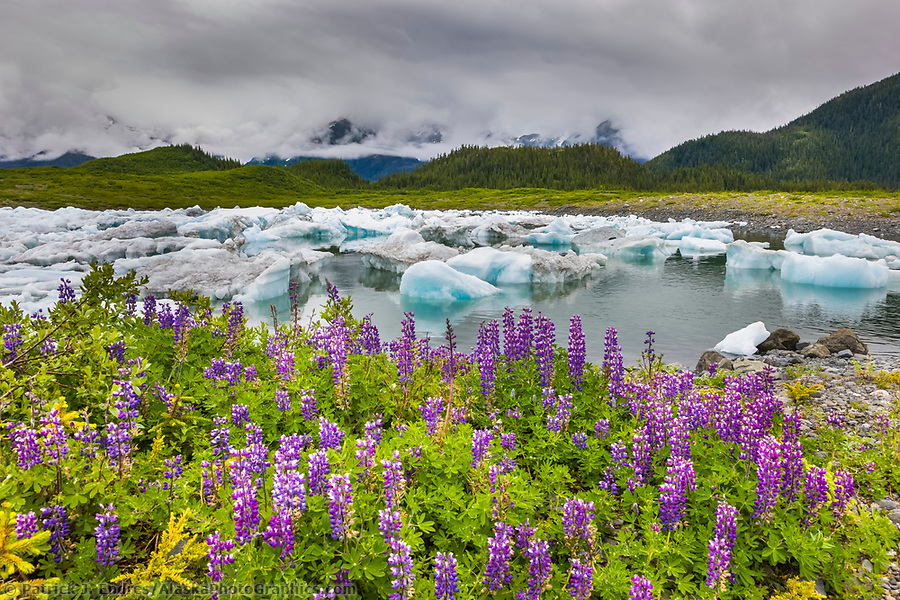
1;269;899;599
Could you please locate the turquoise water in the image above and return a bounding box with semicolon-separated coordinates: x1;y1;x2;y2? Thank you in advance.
243;250;900;368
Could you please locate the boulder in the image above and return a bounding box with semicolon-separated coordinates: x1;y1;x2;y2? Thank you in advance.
732;359;771;375
816;328;868;355
800;343;831;358
756;328;800;354
696;350;734;374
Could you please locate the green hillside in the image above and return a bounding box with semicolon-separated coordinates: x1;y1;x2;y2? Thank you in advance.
647;72;900;188
377;144;654;190
75;144;242;175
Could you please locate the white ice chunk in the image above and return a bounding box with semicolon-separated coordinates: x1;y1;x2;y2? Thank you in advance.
360;229;459;273
784;228;900;263
446;247;533;284
714;321;769;356
234;256;292;304
471;217;530;245
675;236;729;257
581;235;668;261
570;226;623;254
780;253;890;289
399;260;500;301
725;240;789;270
523;218;575;246
501;245;605;284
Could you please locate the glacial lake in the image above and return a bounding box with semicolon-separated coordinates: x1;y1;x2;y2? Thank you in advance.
244;247;900;368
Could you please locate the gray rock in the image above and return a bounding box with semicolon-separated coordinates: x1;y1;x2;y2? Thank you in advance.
696;350;733;374
815;578;827;597
888;508;900;524
862;558;874;572
878;499;900;512
732;358;771;375
818;327;868;355
837;349;854;358
757;328;801;354
801;343;831;358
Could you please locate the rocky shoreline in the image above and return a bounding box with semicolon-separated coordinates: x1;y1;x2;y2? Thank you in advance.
691;327;900;599
548;204;900;240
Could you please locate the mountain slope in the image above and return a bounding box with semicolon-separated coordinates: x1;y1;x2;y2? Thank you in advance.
75;144;242;175
0;151;96;169
647;72;900;188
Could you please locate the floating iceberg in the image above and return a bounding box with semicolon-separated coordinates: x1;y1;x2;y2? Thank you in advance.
399;260;500;301
784;228;900;263
674;236;728;258
446;247;533;284
359;229;459;273
570;227;623;254
523;218;575;246
580;235;668;261
502;245;605;284
725;240;789;270
714;321;769;356
780;253;890;289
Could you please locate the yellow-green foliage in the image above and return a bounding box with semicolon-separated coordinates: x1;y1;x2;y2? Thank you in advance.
769;577;825;600
0;504;51;578
112;510;207;591
783;380;824;403
874;369;900;389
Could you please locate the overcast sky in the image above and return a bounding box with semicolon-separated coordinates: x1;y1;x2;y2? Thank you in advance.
2;0;898;162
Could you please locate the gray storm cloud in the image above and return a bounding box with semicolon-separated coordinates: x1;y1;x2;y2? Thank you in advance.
1;0;898;162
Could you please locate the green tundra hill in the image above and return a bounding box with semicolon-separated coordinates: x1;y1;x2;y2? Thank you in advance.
75;144;242;175
647;71;900;188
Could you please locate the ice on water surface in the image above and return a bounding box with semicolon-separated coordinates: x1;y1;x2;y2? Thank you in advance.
399;260;500;301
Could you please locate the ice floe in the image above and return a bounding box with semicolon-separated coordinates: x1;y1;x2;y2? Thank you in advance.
714;321;770;356
399;260;500;301
359;229;459;273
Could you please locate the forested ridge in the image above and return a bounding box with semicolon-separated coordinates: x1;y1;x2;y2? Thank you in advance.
647;71;900;188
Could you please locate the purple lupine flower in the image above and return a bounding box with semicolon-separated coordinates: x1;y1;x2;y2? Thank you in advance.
515;520;535;549
489;464;506;520
658;454;696;530
231;404;250;428
355;436;377;482
832;470;854;518
263;510;294;560
158;303;175;329
244;423;269;478
224;301;244;346
94;504;120;567
2;323;23;362
382;451;405;509
534;314;556;388
307;450;331;496
630;427;653;491
162;455;183;493
378;509;403;542
569;557;594;600
360;314;381;355
568;315;586;392
752;435;783;519
39;408;69;466
594;419;610;439
475;320;500;398
434;551;459;600
231;459;260;545
562;498;595;551
15;510;39;540
571;432;589;450
522;537;552;599
275;387;290;412
472;428;494;469
272;436;307;513
500;432;516;452
41;505;69;563
318;417;345;451
483;522;513;591
206;530;236;596
300;388;318;422
327;473;355;540
57;278;76;304
502;307;517;361
603;326;625;400
515;308;534;362
803;464;829;521
419;396;444;436
388;537;415;600
781;411;803;502
396;312;417;388
706;500;738;590
142;295;157;325
547;393;573;433
628;575;654;600
9;424;43;469
211;416;231;460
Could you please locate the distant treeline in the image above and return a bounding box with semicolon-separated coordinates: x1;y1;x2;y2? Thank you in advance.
373;144;885;193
